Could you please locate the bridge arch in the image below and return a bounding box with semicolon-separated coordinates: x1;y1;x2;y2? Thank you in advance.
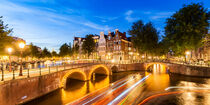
88;64;110;80
145;62;168;71
111;66;118;72
60;69;87;89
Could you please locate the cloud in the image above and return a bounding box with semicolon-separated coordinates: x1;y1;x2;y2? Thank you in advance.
0;0;112;50
125;10;133;16
150;12;174;20
125;10;138;22
95;16;119;22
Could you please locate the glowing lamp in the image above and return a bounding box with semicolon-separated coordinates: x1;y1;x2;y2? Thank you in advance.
19;42;25;49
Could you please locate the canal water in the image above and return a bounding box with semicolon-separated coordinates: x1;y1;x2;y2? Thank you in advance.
24;64;210;105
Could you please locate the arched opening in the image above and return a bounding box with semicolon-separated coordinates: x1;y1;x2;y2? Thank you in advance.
60;70;87;89
111;66;118;73
89;65;110;82
65;72;86;90
146;63;168;73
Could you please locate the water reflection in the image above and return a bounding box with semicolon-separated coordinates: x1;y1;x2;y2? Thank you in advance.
24;64;210;105
145;64;170;91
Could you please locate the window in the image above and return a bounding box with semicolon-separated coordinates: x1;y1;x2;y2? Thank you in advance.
109;36;111;40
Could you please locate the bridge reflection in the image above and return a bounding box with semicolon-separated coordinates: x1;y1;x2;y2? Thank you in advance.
147;63;168;73
61;74;110;103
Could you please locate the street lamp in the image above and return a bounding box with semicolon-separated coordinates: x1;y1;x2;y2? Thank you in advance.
19;42;25;76
111;59;115;63
7;48;12;72
185;51;190;63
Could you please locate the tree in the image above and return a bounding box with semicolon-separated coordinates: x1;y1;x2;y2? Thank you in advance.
164;3;210;55
42;47;51;58
73;43;79;55
128;20;159;57
59;43;69;57
29;43;41;58
0;16;14;55
68;42;73;56
82;34;96;58
51;50;58;57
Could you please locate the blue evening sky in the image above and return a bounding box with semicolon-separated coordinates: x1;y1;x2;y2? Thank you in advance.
0;0;209;51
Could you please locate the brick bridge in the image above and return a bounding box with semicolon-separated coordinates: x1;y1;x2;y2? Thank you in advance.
60;64;113;88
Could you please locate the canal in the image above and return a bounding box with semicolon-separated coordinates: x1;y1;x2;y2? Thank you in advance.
24;64;210;105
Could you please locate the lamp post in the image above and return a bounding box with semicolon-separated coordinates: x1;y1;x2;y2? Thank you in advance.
7;48;13;72
185;51;190;64
19;42;25;76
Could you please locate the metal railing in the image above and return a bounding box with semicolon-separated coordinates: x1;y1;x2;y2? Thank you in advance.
0;61;103;82
0;59;208;82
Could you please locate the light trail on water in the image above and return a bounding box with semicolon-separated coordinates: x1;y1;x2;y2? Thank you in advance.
165;86;210;91
107;74;151;105
82;76;136;105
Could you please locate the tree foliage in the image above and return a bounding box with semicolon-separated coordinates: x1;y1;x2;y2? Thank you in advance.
29;43;41;58
82;34;96;57
59;43;72;57
128;20;159;56
73;43;79;55
59;43;69;57
51;50;58;57
164;3;210;55
42;47;51;58
0;16;14;55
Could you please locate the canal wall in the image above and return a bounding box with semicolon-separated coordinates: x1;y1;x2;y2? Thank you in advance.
112;63;145;72
168;63;210;77
114;63;210;77
0;71;65;105
0;64;111;105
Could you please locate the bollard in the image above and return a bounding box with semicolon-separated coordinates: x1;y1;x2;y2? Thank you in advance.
64;64;66;70
1;68;4;81
39;67;41;76
13;68;15;79
56;65;58;72
49;66;50;73
27;68;30;78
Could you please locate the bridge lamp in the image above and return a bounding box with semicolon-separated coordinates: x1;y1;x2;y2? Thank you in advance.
185;51;191;63
7;48;13;54
111;59;115;63
18;42;25;76
141;55;145;58
7;47;13;72
185;51;190;55
19;42;25;49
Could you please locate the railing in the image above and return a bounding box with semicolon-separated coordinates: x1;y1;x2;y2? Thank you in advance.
0;61;103;82
104;59;210;67
0;59;209;82
142;59;210;67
